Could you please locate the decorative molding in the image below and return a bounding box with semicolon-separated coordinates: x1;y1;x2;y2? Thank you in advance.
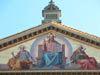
0;70;100;75
0;22;100;51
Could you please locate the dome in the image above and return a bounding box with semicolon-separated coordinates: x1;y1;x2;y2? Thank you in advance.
43;0;60;11
44;4;60;11
42;0;61;23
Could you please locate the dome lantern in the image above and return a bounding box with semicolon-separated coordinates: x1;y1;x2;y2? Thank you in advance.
42;0;62;23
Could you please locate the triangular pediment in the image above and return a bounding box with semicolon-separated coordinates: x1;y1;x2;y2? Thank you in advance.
0;21;100;51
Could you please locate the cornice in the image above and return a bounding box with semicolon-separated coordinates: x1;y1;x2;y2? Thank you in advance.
0;21;100;51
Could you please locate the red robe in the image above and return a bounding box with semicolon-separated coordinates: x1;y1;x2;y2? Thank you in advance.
71;50;98;69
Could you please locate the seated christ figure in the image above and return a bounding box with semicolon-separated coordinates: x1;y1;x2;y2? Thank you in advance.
38;33;63;68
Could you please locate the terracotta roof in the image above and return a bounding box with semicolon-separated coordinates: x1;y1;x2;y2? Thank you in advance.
0;21;100;41
0;21;100;51
50;22;100;41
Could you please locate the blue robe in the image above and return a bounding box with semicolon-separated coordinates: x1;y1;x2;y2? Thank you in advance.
38;51;62;68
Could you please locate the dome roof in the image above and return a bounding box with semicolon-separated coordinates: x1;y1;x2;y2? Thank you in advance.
43;0;60;11
42;0;62;23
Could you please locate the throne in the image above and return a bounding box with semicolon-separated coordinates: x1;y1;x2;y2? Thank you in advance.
37;44;66;65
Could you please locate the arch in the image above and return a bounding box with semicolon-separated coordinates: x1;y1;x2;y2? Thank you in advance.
30;33;73;63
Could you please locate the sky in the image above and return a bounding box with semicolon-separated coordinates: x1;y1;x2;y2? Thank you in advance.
0;0;100;39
